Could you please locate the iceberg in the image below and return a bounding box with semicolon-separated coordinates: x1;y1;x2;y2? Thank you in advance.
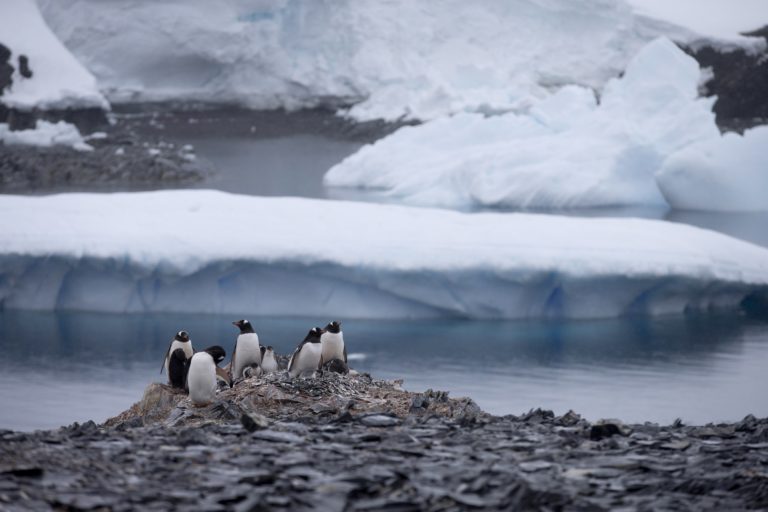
325;38;721;210
1;190;767;319
656;125;768;212
35;0;748;122
0;0;108;111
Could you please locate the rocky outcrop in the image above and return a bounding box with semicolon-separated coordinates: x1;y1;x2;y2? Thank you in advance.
1;372;766;510
686;27;768;131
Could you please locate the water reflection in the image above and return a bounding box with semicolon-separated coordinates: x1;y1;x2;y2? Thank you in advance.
1;311;766;430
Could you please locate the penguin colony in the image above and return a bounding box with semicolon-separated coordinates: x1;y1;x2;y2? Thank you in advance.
160;320;348;406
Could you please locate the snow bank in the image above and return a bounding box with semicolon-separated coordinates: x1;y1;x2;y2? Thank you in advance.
1;190;767;319
35;0;738;122
656;126;768;212
0;120;92;150
0;0;108;111
325;38;720;209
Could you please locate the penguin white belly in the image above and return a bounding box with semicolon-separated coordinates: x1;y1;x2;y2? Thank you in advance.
165;340;193;374
321;333;345;363
261;353;278;373
233;333;261;379
187;353;217;406
289;343;322;377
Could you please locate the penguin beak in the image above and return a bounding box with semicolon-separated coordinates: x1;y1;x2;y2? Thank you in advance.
232;321;240;326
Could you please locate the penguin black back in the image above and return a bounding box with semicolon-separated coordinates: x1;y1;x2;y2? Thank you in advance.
168;348;190;389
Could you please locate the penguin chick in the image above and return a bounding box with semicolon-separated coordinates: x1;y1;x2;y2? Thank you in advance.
168;348;190;389
216;367;232;389
188;345;226;406
242;363;262;379
261;346;279;373
161;330;193;379
231;320;261;380
319;321;347;371
287;327;323;378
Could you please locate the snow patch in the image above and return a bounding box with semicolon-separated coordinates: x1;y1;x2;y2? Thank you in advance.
0;120;93;151
0;0;108;111
325;38;720;209
0;190;767;319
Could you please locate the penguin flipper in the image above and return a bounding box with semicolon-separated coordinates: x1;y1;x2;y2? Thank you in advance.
230;341;238;379
160;340;172;374
260;345;266;360
317;354;324;371
343;345;347;364
287;341;305;373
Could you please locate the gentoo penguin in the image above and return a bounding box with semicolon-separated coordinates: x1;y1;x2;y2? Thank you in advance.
261;346;279;373
188;345;226;406
168;348;190;389
319;321;347;371
287;327;323;378
231;320;261;380
161;331;193;379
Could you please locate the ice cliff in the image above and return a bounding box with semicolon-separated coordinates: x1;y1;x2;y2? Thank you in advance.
1;190;767;319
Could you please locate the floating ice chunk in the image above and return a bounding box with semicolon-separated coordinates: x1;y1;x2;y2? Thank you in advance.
656;126;768;212
0;190;766;319
0;120;93;151
325;38;719;209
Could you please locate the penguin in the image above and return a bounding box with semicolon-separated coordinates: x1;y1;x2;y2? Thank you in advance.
168;348;190;389
161;330;193;379
319;321;347;371
216;367;232;390
187;345;226;406
261;346;279;373
231;320;261;380
287;327;323;378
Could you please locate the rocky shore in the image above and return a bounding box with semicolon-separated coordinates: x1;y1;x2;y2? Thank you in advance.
1;372;767;511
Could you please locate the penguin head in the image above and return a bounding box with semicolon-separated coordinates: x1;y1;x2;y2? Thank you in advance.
232;319;255;334
324;321;342;334
174;330;190;342
203;345;226;365
304;327;323;342
266;346;274;352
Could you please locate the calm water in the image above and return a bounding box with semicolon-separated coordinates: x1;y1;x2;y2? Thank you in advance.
1;310;767;431
1;108;767;431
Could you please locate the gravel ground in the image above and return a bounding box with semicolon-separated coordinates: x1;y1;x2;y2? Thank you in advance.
1;372;767;511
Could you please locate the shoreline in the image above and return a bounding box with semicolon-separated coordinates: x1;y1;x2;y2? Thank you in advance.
1;372;766;510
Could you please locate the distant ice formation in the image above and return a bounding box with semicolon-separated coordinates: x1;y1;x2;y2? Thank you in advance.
0;0;108;111
1;190;767;319
657;125;768;212
0;120;92;150
35;0;764;122
325;38;723;210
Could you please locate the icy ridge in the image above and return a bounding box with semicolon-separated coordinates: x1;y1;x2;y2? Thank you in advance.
35;0;762;122
1;190;767;318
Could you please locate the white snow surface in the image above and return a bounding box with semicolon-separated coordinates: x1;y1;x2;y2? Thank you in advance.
35;0;757;122
627;0;768;42
0;0;108;111
1;190;767;319
657;126;768;212
325;38;723;210
0;120;93;151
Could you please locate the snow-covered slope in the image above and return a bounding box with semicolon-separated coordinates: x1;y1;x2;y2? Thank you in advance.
325;38;725;210
0;0;108;111
1;190;767;319
0;120;92;150
36;0;759;122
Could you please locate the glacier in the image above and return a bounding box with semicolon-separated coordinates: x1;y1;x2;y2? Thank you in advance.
1;190;767;319
325;38;726;210
34;0;764;122
0;0;108;111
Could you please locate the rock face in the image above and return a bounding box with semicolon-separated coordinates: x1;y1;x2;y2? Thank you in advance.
1;373;767;510
686;27;768;130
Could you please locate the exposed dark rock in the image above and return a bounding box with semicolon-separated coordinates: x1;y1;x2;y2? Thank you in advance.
17;54;32;79
685;29;768;131
0;43;12;97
